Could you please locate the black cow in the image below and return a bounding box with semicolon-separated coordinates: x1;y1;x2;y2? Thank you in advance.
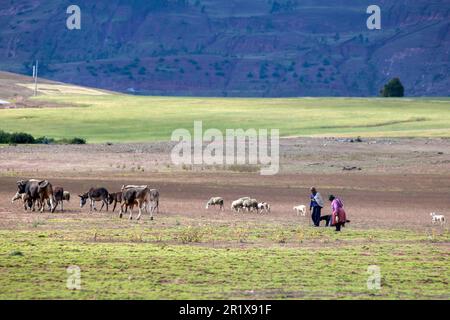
108;192;123;212
79;187;109;213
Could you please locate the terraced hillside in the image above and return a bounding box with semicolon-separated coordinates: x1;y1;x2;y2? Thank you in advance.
0;0;448;96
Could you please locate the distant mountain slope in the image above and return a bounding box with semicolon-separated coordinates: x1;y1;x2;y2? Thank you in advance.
0;71;109;110
0;0;448;96
0;71;56;99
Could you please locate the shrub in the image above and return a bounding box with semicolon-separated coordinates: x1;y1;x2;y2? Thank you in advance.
0;130;87;145
0;130;12;144
9;250;23;257
178;226;203;244
35;136;55;144
380;78;405;97
9;132;35;144
274;230;289;244
58;137;86;145
69;137;86;145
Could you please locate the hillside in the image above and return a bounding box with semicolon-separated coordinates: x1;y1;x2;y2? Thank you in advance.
0;0;449;97
0;71;110;108
0;71;449;141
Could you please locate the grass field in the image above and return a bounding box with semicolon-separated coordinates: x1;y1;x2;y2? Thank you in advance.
1;93;449;142
1;222;448;299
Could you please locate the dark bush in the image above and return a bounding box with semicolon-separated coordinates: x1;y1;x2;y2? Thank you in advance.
69;137;86;145
58;137;86;145
380;78;405;97
0;130;86;145
0;130;12;144
35;136;55;144
9;132;35;144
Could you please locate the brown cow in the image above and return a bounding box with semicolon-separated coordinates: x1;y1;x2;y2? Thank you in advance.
17;179;56;213
119;185;157;220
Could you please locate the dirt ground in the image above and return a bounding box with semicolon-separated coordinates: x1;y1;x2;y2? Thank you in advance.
1;137;449;232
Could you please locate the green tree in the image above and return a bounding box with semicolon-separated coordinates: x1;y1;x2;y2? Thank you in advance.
380;78;405;97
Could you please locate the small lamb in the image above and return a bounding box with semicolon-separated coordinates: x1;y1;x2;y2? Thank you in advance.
430;212;446;224
293;205;307;216
257;202;271;213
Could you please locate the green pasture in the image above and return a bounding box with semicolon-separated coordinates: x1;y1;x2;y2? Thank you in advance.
0;221;448;300
0;94;449;142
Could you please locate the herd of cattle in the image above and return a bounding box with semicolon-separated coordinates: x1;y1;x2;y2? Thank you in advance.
12;179;160;220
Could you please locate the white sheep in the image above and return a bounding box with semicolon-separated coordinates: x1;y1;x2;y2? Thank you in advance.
231;197;250;212
258;202;270;213
243;198;258;212
231;200;243;212
206;197;224;211
430;212;446;224
293;205;307;216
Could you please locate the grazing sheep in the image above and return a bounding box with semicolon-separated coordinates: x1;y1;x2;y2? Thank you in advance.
258;202;271;213
430;212;446;224
206;197;224;211
293;205;307;216
243;199;258;212
231;200;244;212
231;197;250;212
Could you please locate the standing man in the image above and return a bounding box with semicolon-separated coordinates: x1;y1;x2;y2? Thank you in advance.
309;187;324;227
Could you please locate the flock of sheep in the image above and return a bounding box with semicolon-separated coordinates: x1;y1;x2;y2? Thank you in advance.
206;197;270;213
206;197;308;216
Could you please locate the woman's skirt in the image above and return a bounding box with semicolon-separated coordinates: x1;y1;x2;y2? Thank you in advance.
332;207;347;226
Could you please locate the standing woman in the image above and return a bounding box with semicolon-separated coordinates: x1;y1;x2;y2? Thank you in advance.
329;195;347;232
